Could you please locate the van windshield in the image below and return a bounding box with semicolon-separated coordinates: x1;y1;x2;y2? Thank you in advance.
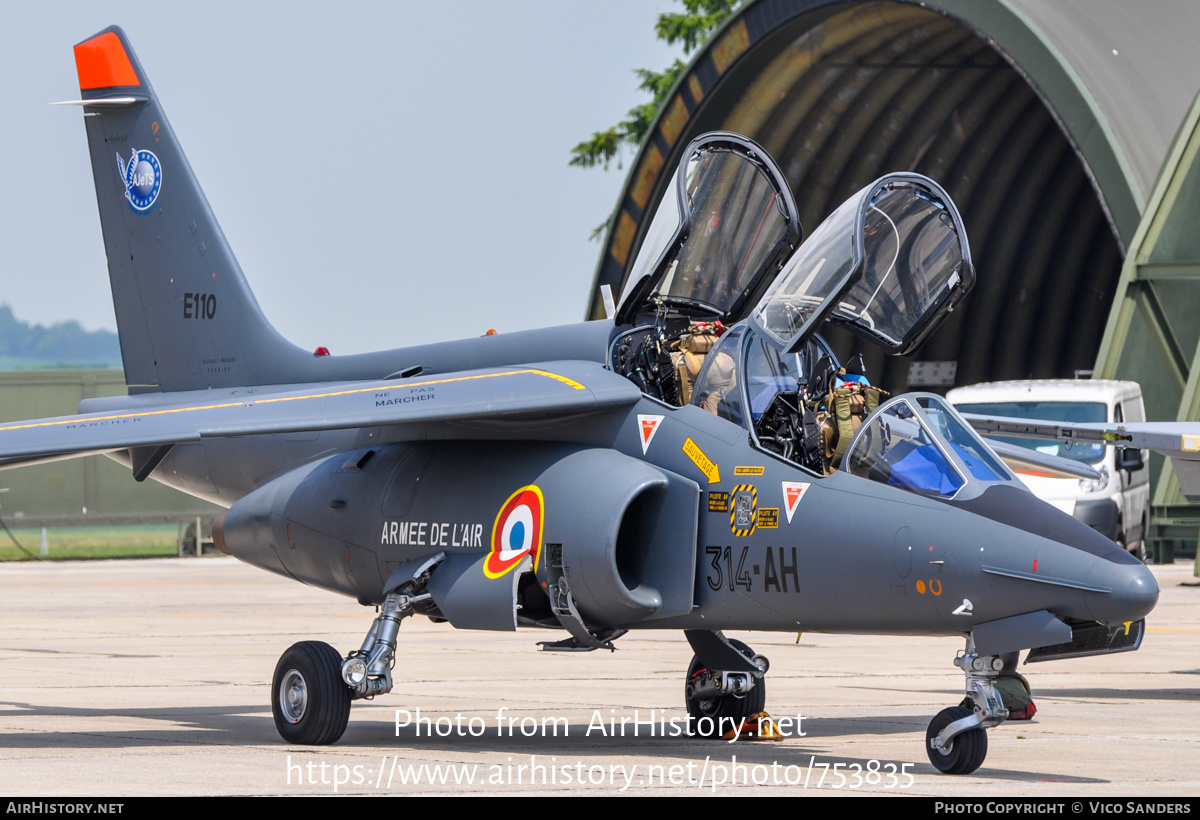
954;401;1107;465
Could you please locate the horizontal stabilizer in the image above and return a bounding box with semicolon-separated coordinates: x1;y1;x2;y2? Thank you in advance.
50;97;142;107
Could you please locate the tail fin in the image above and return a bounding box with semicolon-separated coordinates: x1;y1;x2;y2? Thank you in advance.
73;26;311;393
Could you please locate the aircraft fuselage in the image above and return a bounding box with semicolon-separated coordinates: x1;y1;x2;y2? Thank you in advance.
101;321;1155;641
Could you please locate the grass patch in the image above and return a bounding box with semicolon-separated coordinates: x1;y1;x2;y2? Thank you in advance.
0;525;181;560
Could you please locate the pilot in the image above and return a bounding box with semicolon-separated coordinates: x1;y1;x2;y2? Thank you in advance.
697;348;738;421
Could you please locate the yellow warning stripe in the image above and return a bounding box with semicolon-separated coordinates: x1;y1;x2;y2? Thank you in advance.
730;483;757;537
0;368;585;433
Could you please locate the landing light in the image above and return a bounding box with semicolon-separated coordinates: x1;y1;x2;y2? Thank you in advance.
342;658;367;687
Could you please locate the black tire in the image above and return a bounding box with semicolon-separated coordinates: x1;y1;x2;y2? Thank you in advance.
1128;537;1149;563
272;641;352;745
685;639;766;738
1119;514;1150;562
926;706;987;775
1133;510;1151;562
1118;529;1148;562
1116;520;1142;562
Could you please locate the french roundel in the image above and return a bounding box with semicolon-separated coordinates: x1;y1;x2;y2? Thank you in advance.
485;486;544;578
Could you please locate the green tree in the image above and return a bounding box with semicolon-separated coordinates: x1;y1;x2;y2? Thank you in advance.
0;304;121;369
570;0;745;238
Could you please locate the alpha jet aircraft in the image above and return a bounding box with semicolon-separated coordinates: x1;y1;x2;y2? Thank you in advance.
3;26;1180;775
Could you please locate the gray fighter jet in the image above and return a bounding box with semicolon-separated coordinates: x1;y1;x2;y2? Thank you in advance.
9;26;1190;774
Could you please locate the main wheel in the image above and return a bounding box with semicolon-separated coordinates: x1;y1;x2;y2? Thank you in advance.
685;639;766;738
926;706;987;775
272;641;352;745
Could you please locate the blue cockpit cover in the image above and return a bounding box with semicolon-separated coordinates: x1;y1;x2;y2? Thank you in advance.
888;444;964;496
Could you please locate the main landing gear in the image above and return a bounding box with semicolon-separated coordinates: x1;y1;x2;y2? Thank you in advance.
925;637;1009;774
271;584;431;745
272;641;351;745
684;636;769;738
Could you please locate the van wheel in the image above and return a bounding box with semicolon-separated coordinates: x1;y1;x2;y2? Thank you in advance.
1128;539;1148;562
1131;511;1152;563
1119;519;1149;562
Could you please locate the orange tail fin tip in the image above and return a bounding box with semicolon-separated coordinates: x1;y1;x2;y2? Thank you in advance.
74;31;139;89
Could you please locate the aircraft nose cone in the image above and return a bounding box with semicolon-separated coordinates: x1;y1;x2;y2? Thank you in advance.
1122;564;1160;620
1089;562;1159;626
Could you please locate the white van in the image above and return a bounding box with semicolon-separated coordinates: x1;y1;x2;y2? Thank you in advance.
946;380;1150;560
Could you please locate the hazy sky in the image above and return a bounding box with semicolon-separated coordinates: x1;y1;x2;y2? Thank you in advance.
0;2;677;354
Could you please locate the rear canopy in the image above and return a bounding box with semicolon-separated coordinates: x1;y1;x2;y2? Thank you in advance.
751;174;974;356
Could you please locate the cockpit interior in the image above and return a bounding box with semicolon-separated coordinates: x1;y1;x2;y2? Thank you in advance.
610;131;999;497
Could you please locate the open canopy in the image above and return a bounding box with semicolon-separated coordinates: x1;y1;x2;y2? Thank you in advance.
751;174;974;356
616;132;801;326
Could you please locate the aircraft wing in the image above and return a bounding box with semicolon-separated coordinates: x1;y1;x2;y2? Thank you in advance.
0;360;640;469
962;413;1200;495
982;438;1101;481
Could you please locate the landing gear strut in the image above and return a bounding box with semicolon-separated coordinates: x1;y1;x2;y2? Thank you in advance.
684;638;769;738
271;560;436;744
339;590;429;699
926;636;1009;774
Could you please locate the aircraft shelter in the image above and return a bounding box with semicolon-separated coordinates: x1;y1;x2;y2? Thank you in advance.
587;0;1200;559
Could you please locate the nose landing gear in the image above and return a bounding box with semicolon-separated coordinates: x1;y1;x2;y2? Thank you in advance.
926;637;1009;774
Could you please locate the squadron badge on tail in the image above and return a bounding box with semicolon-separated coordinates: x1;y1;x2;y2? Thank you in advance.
115;147;161;212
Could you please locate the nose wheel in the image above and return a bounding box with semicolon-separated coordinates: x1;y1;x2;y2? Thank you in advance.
925;638;1009;775
272;641;352;745
926;706;988;774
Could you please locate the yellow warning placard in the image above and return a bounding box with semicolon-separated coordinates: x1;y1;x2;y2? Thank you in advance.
683;437;720;484
734;466;764;476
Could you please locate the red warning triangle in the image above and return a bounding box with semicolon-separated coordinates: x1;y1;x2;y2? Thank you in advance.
637;414;664;454
782;481;810;523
